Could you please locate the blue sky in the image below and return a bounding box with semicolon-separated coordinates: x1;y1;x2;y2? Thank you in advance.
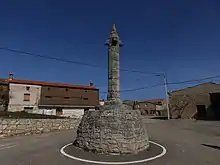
0;0;220;100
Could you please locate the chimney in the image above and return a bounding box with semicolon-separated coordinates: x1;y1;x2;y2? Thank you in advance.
8;73;14;80
90;81;94;86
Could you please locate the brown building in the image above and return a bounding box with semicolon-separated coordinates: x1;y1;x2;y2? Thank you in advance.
137;99;165;115
123;98;165;116
9;79;99;105
169;82;220;120
39;85;98;106
6;76;99;118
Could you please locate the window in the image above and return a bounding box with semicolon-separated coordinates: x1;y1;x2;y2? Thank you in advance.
24;107;33;110
65;88;68;92
48;87;50;90
83;98;88;100
64;97;70;99
23;93;30;101
23;107;33;113
26;86;30;91
84;108;89;112
45;96;52;99
85;90;87;92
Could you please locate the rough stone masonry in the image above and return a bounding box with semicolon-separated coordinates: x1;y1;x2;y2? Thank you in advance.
0;118;80;138
74;24;150;155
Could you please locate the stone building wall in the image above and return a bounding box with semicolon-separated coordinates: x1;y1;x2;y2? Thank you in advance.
0;118;80;138
169;82;220;119
170;82;220;97
169;82;220;106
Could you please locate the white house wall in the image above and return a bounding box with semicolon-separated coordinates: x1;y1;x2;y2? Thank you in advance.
62;109;84;118
8;83;41;112
37;108;56;115
99;101;105;106
156;105;164;111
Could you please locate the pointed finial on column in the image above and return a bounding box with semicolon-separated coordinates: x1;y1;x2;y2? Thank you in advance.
105;23;123;46
111;23;116;32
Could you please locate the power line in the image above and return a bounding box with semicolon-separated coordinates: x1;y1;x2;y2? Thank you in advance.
100;75;220;93
0;47;161;76
168;75;220;85
0;47;102;68
2;47;220;94
100;83;162;93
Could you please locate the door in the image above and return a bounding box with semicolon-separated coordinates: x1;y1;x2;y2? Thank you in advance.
210;93;220;120
196;105;206;119
56;107;63;116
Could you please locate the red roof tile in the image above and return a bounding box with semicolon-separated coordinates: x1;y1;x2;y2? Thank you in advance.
8;79;97;90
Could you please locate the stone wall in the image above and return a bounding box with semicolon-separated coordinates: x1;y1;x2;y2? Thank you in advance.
0;118;80;138
74;102;149;155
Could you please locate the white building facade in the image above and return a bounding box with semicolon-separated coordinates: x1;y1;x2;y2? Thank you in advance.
8;83;41;113
38;106;86;118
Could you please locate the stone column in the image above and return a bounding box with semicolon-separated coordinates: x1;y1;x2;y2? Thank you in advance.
105;24;122;102
74;24;150;155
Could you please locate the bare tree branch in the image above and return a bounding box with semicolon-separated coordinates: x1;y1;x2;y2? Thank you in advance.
170;95;196;119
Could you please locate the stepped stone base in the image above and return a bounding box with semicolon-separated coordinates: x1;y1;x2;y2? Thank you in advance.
74;100;150;155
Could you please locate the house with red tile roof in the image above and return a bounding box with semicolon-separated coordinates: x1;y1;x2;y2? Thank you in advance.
123;98;167;116
4;73;99;118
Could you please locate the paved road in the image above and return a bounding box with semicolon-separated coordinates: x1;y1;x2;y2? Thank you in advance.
0;119;220;165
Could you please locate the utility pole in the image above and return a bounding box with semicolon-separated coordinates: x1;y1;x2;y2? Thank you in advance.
156;72;170;119
163;72;170;120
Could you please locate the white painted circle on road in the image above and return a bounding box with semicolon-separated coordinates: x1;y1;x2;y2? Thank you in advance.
60;141;167;165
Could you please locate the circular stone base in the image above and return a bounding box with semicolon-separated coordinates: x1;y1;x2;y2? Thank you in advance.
61;141;166;164
74;101;150;155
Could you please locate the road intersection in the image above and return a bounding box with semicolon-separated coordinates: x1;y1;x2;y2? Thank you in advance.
0;119;219;165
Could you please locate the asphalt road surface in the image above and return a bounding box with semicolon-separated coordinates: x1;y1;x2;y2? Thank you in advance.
0;119;220;165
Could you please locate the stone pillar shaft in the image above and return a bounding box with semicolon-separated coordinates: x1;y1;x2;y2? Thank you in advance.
107;46;120;101
105;24;122;102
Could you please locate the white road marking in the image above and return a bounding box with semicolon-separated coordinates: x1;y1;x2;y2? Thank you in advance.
0;143;15;147
0;143;17;150
60;141;167;165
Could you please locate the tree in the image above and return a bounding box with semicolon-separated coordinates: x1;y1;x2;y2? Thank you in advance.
170;95;196;119
0;84;9;111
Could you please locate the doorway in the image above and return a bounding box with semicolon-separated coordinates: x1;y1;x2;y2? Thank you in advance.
210;93;220;120
23;107;34;113
196;105;206;119
56;107;63;116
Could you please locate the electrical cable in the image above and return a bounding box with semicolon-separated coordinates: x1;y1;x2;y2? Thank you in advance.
0;47;162;75
100;75;220;93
